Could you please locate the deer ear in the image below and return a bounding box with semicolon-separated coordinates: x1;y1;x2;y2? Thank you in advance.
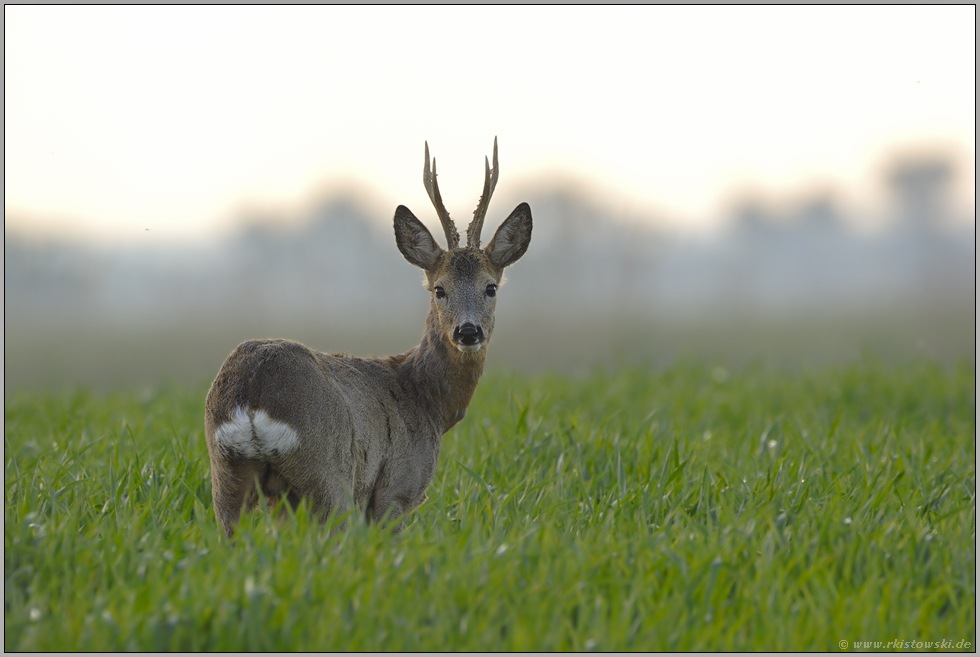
394;205;444;271
485;202;532;269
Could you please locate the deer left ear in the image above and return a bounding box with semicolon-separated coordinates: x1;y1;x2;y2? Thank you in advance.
485;203;532;269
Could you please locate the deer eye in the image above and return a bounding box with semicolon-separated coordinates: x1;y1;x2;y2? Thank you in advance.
434;286;446;299
486;284;497;298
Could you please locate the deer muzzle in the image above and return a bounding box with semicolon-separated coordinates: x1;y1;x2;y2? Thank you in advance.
452;322;485;352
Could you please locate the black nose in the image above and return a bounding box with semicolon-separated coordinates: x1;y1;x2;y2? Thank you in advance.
453;322;484;345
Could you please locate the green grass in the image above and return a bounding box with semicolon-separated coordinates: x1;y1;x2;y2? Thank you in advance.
4;360;976;651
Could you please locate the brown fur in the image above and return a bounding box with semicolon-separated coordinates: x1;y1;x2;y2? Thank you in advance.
204;142;532;537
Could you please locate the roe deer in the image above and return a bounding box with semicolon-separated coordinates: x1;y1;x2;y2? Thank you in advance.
204;138;532;537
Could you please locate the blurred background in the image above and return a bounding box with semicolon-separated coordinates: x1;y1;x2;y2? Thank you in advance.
5;6;975;392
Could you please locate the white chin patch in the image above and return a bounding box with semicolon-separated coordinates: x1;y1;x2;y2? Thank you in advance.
455;342;483;353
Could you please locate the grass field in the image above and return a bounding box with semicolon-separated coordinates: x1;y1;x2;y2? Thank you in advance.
4;360;976;651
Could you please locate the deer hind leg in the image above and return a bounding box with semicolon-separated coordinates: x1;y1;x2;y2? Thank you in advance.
282;469;354;532
280;412;357;531
210;458;267;538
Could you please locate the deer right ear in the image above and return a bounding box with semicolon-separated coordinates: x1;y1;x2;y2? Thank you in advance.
394;205;444;271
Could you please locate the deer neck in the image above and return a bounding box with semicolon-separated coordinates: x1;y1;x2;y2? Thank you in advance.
396;305;487;434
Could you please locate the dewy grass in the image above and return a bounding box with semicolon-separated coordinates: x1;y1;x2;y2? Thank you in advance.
4;360;975;651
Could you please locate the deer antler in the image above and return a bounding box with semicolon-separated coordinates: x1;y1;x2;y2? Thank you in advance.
466;137;499;249
423;142;460;250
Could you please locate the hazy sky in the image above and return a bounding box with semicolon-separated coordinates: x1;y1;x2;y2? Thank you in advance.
5;6;975;242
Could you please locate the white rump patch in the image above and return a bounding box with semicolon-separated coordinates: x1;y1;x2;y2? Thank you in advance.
214;406;300;458
214;406;257;457
251;409;301;453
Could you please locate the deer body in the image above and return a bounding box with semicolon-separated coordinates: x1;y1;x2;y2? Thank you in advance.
204;139;531;537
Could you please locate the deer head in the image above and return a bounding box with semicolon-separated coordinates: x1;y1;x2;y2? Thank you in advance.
394;138;532;354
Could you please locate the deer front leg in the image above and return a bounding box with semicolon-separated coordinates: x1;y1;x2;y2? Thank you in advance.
367;466;428;531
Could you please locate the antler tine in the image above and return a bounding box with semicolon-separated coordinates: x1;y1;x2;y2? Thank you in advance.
423;141;459;249
466;136;499;248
